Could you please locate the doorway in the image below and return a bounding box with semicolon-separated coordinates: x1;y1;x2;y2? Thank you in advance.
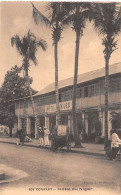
88;111;99;142
39;116;45;130
49;115;56;132
60;114;68;125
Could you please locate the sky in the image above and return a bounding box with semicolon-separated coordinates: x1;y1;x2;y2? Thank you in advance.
1;1;121;92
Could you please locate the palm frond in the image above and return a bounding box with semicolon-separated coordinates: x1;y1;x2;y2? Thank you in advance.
114;6;121;34
62;14;75;27
62;2;92;32
11;37;15;47
11;35;23;56
92;3;121;36
32;3;51;27
11;30;47;72
37;39;47;51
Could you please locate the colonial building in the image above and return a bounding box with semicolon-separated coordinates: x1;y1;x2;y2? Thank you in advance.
15;63;121;141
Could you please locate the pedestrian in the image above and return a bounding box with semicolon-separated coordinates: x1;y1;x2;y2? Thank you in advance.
38;127;44;146
16;129;21;145
20;129;25;145
44;127;50;146
78;130;83;148
79;131;83;142
111;129;121;160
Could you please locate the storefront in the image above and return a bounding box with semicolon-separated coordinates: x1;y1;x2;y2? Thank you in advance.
15;63;121;142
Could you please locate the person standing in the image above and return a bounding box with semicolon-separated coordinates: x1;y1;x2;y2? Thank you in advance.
44;127;50;146
20;129;25;145
111;129;121;160
38;127;44;146
78;130;83;148
16;129;21;145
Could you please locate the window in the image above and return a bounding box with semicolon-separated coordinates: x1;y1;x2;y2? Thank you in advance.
110;77;121;92
68;90;72;99
38;97;42;106
84;86;88;97
76;88;80;98
91;84;95;96
88;85;91;97
64;91;68;101
95;83;99;95
100;80;105;94
59;93;62;102
80;87;84;98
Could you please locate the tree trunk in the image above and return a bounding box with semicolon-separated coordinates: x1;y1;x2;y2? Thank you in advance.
72;30;81;147
27;78;40;138
104;56;109;147
24;65;39;138
23;97;27;132
54;41;60;125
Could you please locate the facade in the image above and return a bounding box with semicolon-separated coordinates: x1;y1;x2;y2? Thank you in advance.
15;63;121;141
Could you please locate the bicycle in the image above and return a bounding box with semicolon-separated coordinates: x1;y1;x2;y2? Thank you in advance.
105;143;121;160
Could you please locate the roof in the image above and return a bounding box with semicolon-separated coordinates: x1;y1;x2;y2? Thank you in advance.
34;62;121;97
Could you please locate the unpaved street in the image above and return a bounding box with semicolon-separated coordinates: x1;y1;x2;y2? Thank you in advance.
0;143;121;195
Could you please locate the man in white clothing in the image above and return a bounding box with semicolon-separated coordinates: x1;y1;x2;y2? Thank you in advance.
44;127;50;146
111;129;121;160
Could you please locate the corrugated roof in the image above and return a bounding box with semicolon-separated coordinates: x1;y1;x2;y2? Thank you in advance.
34;62;121;97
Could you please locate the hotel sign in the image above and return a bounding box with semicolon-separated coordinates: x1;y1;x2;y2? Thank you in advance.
45;100;72;113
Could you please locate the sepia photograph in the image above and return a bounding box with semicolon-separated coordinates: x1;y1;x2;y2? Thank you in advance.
0;1;121;195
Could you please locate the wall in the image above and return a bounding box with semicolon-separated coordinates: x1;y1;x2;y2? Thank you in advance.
15;75;121;117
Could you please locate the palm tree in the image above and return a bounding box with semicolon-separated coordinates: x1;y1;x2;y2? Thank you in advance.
92;3;121;146
32;2;67;125
63;2;91;146
11;30;47;136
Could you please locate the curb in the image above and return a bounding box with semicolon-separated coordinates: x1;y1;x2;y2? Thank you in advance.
0;140;105;158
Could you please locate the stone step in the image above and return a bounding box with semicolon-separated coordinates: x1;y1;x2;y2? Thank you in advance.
0;171;5;180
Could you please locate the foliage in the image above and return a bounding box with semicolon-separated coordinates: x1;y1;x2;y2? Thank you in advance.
92;3;121;59
32;2;66;44
62;2;91;33
0;65;37;132
11;30;47;76
11;31;47;133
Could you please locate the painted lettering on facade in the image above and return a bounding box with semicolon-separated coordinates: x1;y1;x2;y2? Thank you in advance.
45;104;56;113
59;101;72;110
45;101;72;113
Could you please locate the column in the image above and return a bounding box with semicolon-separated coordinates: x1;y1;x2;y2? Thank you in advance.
102;111;105;137
82;112;85;131
108;110;112;139
99;111;104;136
68;114;71;133
56;115;58;126
102;110;112;138
35;121;38;139
18;117;22;130
69;114;73;135
84;113;88;134
26;117;31;136
13;123;17;135
45;116;49;130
